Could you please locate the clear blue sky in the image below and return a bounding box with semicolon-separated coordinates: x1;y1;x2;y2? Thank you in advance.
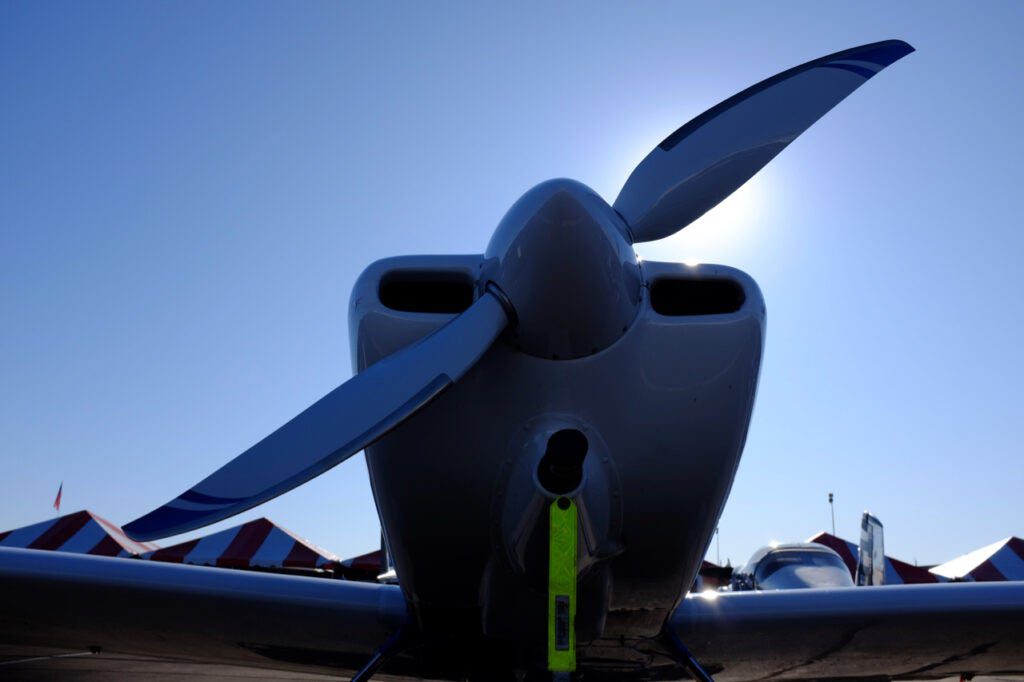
2;2;1021;568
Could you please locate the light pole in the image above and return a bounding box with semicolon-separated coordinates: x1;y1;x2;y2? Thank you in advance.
828;492;835;535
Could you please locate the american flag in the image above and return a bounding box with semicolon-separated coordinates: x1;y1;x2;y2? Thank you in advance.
53;482;62;514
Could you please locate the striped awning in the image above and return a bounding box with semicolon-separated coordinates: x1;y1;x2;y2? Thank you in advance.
808;531;941;585
337;547;385;581
144;517;340;570
930;537;1024;582
0;510;157;557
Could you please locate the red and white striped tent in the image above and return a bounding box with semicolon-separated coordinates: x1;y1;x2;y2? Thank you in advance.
808;531;941;585
697;559;732;590
145;517;340;570
338;547;386;581
0;510;157;558
929;537;1024;582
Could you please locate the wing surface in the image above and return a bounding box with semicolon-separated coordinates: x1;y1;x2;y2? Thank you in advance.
0;547;410;678
672;583;1024;681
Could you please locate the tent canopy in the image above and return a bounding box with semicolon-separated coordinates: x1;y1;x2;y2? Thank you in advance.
930;537;1024;581
0;510;157;557
145;517;339;570
808;531;940;585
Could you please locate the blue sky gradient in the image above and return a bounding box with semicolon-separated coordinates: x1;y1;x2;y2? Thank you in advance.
2;2;1022;567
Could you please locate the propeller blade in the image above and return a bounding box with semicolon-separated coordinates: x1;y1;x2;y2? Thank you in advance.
124;291;510;541
615;39;914;243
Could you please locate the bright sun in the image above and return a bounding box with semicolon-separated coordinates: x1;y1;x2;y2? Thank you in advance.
637;173;778;266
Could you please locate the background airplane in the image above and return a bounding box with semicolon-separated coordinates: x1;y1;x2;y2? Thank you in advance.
728;512;887;591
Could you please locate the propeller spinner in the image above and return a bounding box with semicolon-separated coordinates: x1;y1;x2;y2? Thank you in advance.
125;39;913;541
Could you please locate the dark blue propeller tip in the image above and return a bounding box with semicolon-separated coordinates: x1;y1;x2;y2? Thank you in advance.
616;39;916;243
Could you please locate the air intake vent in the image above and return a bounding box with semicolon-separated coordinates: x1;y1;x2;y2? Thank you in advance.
379;270;475;314
650;277;745;316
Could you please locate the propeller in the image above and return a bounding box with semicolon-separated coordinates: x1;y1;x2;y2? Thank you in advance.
614;39;914;243
124;39;913;542
124;290;511;541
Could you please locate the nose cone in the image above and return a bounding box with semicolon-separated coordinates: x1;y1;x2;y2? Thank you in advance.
483;179;642;360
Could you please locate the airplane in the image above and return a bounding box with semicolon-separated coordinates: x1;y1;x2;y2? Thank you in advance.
729;512;888;591
3;39;1023;681
729;543;855;591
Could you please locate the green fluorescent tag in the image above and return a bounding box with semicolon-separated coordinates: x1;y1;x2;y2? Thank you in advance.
548;497;577;672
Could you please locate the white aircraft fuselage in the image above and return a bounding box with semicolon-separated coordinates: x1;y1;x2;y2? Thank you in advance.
349;181;765;667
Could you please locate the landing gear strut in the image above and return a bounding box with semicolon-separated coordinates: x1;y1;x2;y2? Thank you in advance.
665;630;715;682
350;626;409;682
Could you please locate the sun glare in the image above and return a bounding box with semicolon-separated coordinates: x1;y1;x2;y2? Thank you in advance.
635;171;783;266
595;108;789;267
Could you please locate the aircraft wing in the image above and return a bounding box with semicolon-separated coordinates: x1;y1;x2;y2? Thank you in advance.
672;583;1024;681
0;547;409;679
7;547;1024;681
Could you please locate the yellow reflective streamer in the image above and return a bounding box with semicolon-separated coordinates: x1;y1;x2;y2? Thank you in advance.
547;497;577;672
